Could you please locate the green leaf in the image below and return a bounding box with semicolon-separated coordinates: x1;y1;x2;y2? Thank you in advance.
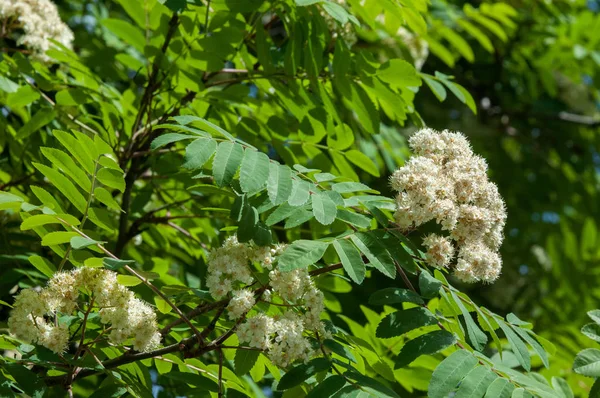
439;26;475;62
323;339;356;363
212;141;244;187
335;209;372;229
97;168;125;193
103;18;146;52
53;130;94;173
395;330;457;368
455;366;497;398
70;236;103;249
94;187;121;211
306;375;345;397
288;179;312;206
344;371;401;397
0;75;19;93
344;150;379;177
376;307;437;339
551;377;573;398
267;163;293;205
377;59;421;88
21;214;80;230
240;149;270;194
0;192;24;205
278;240;330;271
582;323;600;343
333;239;365;284
312;191;338;225
183;138;217;171
16;109;56;139
103;258;135;271
151;133;194;150
40;148;91;192
589;310;600;324
173;116;236;141
5;363;46;398
28;255;56;278
497;321;531;371
350;232;396;279
368;288;423;306
295;0;322;5
422;74;447;102
589;379;600;398
331;182;377;194
155;358;173;375
238;206;259;243
266;203;300;226
277;357;330;390
88;385;127;398
41;231;79;246
450;290;488;351
285;207;314;229
428;350;478;398
56;88;89;106
573;348;600;377
164;372;218;392
419;271;442;298
485;378;515;398
234;349;260;376
322;2;353;25
511;388;533;398
457;20;494;52
512;326;549;368
33;163;87;213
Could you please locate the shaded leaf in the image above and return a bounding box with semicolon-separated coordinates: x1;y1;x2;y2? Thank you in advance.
376;307;438;338
368;288;423;306
395;330;456;368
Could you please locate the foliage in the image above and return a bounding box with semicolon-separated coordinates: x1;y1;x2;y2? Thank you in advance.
0;0;599;397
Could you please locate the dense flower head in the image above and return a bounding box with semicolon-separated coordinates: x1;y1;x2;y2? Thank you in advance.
206;236;286;300
8;267;161;354
390;128;507;283
0;0;74;62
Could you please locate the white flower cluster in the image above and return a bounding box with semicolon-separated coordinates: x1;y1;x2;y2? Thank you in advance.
207;237;328;367
8;268;161;354
390;129;507;283
206;236;285;300
0;0;74;62
237;269;328;367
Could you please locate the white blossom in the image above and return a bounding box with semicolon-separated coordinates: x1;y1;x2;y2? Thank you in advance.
391;129;507;283
226;289;255;320
422;234;454;269
0;0;74;62
8;267;161;353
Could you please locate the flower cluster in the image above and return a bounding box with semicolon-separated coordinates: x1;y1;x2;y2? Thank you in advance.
8;268;161;354
390;129;507;282
237;268;328;367
207;236;328;367
206;236;285;300
0;0;74;62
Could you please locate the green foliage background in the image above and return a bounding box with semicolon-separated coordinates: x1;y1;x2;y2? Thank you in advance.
1;0;599;396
